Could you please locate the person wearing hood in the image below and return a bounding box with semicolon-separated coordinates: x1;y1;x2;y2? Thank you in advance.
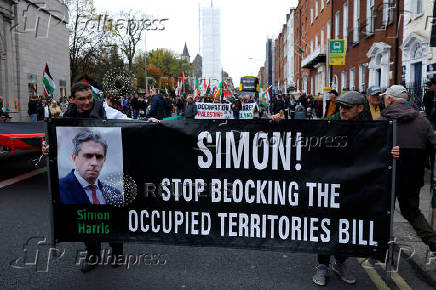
378;85;436;253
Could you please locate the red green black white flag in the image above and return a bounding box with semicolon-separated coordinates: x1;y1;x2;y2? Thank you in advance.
43;64;55;97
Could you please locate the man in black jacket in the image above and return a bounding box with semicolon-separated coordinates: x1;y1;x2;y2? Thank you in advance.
380;85;436;252
146;89;166;120
272;95;285;115
231;97;242;119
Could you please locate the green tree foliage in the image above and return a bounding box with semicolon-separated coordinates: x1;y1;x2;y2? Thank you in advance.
132;49;193;91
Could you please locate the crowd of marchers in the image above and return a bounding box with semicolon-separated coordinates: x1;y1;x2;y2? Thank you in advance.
37;79;436;286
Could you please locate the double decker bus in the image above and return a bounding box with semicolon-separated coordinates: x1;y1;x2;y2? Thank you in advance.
239;76;259;99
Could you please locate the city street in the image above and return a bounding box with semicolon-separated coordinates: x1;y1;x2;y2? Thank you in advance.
1;0;436;288
0;153;433;289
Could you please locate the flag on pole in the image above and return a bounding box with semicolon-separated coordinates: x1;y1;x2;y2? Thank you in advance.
82;78;104;100
175;78;181;96
259;85;272;107
206;79;211;95
5;100;10;112
43;64;55;97
194;78;200;101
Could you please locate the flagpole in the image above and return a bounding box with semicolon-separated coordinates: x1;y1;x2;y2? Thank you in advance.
144;30;148;94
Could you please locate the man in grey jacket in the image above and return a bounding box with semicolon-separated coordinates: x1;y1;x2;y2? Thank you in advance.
184;96;198;119
379;85;436;252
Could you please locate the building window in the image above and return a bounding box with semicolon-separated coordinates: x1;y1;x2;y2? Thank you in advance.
327;21;331;40
321;28;324;48
311;8;313;24
27;74;37;98
315;34;318;49
367;42;391;89
303;75;308;93
343;3;348;40
382;0;394;27
366;0;375;34
414;0;423;15
59;80;67;97
353;0;360;43
321;0;324;11
332;75;338;89
335;11;340;39
315;0;319;18
359;65;366;92
311;76;314;95
350;68;355;90
341;71;347;91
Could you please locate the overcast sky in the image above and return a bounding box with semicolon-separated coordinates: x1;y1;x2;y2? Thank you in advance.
93;0;298;86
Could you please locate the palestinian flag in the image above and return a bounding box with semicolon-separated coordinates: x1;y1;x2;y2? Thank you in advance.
206;80;211;95
5;101;9;112
194;78;200;101
175;78;181;96
43;64;55;97
259;85;272;107
82;78;104;100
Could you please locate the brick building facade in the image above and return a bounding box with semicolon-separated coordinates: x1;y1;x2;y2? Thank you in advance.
331;0;403;94
264;0;413;97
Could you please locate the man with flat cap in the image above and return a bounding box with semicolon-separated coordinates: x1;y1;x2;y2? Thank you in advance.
314;91;365;286
323;91;368;121
363;86;384;120
314;91;400;286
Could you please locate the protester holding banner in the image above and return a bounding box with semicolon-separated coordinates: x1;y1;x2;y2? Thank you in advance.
313;91;364;286
184;96;198;119
379;85;436;253
62;83;125;120
313;91;400;286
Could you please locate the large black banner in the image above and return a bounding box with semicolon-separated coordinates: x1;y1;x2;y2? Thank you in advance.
48;119;393;259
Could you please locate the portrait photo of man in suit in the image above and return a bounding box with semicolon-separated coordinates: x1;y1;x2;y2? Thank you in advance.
59;129;123;205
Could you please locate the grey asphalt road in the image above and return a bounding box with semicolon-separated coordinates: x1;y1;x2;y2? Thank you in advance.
0;171;433;290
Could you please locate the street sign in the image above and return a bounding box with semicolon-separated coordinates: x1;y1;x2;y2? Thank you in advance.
329;39;346;65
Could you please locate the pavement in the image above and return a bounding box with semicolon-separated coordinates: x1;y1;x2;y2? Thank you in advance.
392;170;436;286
